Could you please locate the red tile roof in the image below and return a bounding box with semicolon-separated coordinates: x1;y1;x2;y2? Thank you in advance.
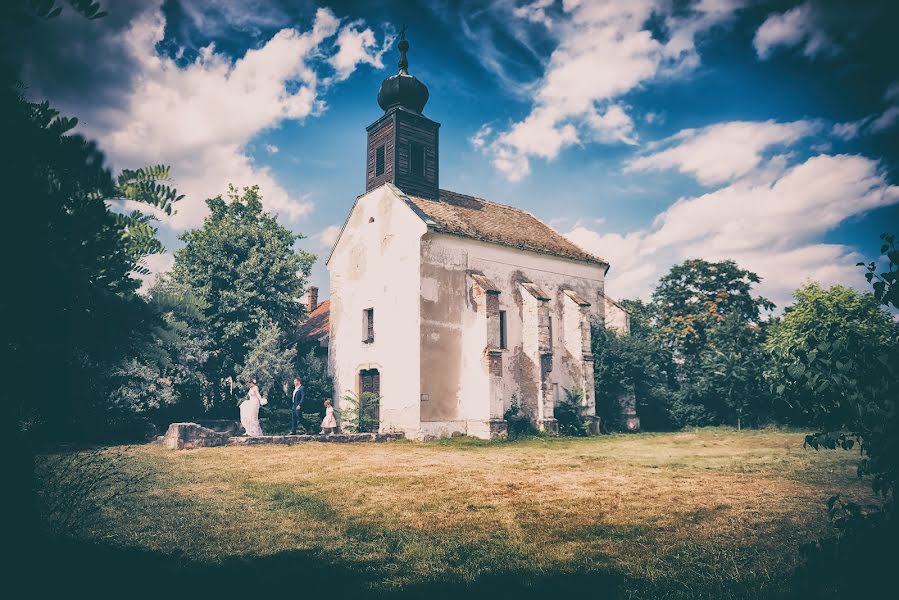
404;189;607;266
298;299;330;339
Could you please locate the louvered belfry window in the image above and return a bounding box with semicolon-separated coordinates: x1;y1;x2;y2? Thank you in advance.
375;145;385;176
410;142;425;176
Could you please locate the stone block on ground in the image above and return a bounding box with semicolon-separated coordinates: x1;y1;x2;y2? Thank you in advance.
162;423;231;450
195;419;242;436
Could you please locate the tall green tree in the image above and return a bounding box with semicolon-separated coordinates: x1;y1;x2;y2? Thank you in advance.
3;85;181;442
592;319;677;430
633;260;774;426
170;185;314;410
652;259;774;364
696;314;770;428
105;278;214;430
295;348;334;418
786;249;899;598
239;320;297;404
766;283;897;483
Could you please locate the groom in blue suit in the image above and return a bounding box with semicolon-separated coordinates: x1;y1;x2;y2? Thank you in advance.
290;376;305;435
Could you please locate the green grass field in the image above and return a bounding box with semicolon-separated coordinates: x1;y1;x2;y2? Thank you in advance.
35;428;874;598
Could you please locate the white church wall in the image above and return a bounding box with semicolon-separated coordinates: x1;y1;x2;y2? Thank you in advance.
327;185;427;436
603;296;631;333
419;232;607;438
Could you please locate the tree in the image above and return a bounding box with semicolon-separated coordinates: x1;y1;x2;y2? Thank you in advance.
171;185;315;411
592;318;677;430
784;258;899;597
696;314;770;429
858;232;899;309
102;279;214;432
239;320;297;405
296;348;334;418
652;259;774;364
645;260;774;426
3;85;182;442
767;282;897;497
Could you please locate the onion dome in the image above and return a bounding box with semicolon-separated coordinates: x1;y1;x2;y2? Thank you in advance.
377;28;429;114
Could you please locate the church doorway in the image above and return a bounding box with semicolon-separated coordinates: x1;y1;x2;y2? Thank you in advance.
358;368;381;432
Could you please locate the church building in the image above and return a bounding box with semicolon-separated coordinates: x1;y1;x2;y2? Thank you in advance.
325;33;636;439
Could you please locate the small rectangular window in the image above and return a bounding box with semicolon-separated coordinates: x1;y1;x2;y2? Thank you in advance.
363;308;374;342
375;145;385;176
410;142;425;176
547;316;553;347
499;310;507;350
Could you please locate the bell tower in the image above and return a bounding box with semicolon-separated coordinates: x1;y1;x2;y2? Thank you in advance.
365;29;440;199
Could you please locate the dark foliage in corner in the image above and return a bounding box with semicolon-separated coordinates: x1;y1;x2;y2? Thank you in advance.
503;393;535;440
788;234;898;597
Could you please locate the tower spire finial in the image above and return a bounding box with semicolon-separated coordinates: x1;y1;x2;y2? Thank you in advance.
397;25;409;75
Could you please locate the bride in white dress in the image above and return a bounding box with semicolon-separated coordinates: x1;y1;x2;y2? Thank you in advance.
239;380;267;436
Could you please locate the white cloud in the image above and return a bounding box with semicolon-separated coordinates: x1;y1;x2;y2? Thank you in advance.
626;119;818;185
869;106;899;133
832;82;899;140
513;0;555;28
265;144;279;154
47;6;388;231
753;2;836;60
567;152;899;308
328;20;394;83
475;0;745;181
643;111;664;125
832;118;869;141
318;224;342;249
469;124;493;150
586;104;638;145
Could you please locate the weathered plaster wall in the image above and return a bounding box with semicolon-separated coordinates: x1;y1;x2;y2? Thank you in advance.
604;296;630;333
419;232;607;438
328;185;427;435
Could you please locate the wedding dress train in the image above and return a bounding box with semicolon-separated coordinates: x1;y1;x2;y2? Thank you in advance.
239;386;265;436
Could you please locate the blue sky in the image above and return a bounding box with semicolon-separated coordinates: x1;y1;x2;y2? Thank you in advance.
15;0;899;309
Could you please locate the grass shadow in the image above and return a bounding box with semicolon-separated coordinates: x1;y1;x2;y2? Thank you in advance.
25;535;623;598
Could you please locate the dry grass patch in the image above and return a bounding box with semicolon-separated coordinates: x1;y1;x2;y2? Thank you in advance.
35;428;873;598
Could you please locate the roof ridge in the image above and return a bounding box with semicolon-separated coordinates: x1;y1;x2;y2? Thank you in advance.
438;188;533;216
438;188;607;265
406;187;608;268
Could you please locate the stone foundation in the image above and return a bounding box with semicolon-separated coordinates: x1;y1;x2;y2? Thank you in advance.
163;422;404;450
162;423;231;450
195;419;242;436
488;418;508;440
537;418;559;435
229;433;404;446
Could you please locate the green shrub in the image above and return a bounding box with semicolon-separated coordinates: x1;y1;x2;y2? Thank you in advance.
503;393;534;440
555;389;589;436
339;392;380;433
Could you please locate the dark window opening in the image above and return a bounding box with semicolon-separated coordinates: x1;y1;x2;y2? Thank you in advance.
360;368;380;396
363;308;374;343
375;145;385;176
410;142;425;176
358;368;381;432
499;310;507;350
547;316;553;348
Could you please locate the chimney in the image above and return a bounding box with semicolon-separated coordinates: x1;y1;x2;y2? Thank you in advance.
307;286;319;312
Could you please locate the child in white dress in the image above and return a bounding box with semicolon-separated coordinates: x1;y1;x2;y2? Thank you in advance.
320;400;337;435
